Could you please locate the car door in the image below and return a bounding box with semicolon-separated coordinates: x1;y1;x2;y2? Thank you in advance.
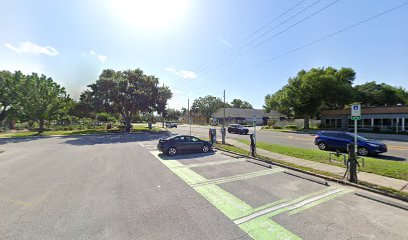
323;132;341;149
174;136;188;152
335;133;353;151
189;137;203;152
181;136;195;152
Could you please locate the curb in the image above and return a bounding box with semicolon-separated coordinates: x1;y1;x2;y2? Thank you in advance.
215;146;408;204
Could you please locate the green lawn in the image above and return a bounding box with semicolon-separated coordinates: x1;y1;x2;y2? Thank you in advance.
238;139;408;181
0;126;164;138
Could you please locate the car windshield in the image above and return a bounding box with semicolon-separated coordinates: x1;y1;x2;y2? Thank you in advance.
346;133;368;141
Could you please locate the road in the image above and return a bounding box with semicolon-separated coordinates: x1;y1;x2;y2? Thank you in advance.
1;132;407;239
171;125;408;161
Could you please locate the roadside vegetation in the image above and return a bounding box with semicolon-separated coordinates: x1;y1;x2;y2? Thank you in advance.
264;67;408;129
0;124;163;138
0;69;172;136
237;139;408;181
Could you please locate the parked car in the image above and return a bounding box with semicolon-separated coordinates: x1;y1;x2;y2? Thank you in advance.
314;131;387;156
227;124;249;135
165;122;177;128
157;135;213;156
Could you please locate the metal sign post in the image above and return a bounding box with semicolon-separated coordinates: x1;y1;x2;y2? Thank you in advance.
351;103;361;155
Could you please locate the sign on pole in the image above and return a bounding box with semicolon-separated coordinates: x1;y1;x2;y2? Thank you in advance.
351;103;361;154
351;104;361;120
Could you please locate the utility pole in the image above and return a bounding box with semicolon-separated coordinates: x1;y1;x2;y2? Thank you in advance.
222;90;226;144
188;99;191;136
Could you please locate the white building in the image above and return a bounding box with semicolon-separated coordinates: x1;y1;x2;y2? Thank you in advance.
212;108;286;125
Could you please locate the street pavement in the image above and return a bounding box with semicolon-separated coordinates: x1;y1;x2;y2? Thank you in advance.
172;124;408;161
1;132;407;239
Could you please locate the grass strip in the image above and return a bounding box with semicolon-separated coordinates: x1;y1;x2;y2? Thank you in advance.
237;139;408;181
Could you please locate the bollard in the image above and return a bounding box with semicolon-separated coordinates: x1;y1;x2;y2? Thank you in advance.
250;134;256;157
347;144;358;183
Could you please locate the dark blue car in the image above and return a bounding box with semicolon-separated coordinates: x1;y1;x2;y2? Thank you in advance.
157;135;213;156
314;131;387;156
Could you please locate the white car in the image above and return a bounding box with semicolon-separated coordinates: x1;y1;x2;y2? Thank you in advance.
165;122;177;128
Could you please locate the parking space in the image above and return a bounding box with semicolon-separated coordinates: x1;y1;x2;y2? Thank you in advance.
140;140;407;240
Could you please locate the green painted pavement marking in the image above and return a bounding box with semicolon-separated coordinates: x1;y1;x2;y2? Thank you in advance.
288;188;353;215
171;158;246;169
195;184;253;219
240;216;302;240
235;188;352;225
150;150;350;239
234;186;341;225
235;198;290;220
191;168;285;187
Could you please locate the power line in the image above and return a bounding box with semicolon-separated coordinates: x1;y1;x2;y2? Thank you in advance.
174;0;326;91
250;0;339;49
196;0;339;76
194;0;307;73
175;1;408;101
250;1;408;68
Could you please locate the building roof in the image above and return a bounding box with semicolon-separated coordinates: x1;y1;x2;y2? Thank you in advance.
212;108;286;118
321;105;408;116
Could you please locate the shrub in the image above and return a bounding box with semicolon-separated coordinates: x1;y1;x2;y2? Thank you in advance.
267;119;277;128
284;125;298;129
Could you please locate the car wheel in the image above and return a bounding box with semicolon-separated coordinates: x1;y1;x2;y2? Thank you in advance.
228;130;231;133
317;142;328;150
358;147;369;156
202;145;209;153
168;147;177;156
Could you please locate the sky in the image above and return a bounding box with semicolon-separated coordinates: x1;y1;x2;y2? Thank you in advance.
1;0;407;110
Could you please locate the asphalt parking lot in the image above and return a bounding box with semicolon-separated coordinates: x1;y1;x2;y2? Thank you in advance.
141;139;408;240
1;134;407;239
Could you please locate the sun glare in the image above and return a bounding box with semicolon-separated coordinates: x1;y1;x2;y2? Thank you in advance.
109;0;190;30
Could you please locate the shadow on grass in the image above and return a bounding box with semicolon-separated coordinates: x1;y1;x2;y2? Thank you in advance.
373;154;407;162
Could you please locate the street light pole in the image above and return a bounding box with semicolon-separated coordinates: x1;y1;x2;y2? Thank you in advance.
222;90;226;144
188;99;191;136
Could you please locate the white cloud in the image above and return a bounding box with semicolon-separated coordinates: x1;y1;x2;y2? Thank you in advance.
165;66;197;80
5;41;59;56
88;50;108;63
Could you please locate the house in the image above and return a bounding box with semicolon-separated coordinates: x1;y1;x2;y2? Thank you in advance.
321;105;408;131
212;108;286;125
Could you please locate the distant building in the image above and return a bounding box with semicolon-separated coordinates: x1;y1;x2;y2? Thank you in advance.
321;105;408;131
212;108;286;125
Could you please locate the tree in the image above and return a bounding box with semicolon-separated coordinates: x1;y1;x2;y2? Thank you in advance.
192;95;224;123
85;69;171;132
156;86;173;127
264;67;356;129
0;71;22;122
231;99;253;109
165;108;182;121
354;81;408;106
19;73;70;133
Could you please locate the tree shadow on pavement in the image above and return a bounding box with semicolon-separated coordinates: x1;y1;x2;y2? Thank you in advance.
0;136;52;145
61;132;172;146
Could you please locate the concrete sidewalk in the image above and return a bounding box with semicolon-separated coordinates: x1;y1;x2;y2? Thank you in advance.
227;138;408;193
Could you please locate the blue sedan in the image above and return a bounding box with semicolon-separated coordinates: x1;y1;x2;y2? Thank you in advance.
314;131;387;156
